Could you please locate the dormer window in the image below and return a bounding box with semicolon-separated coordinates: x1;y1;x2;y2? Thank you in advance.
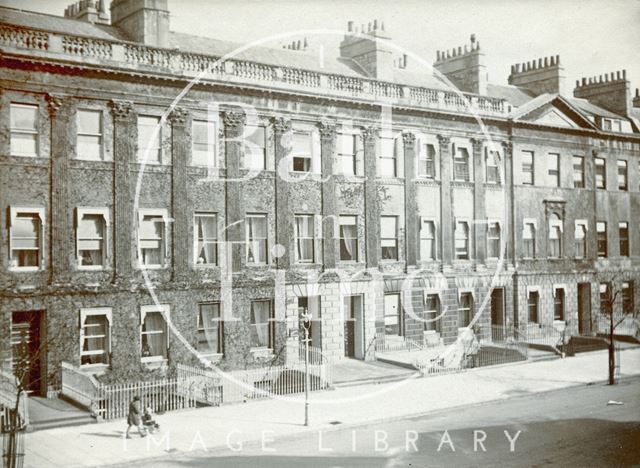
603;118;621;132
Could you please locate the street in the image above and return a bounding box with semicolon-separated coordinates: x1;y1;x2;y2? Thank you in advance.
113;377;640;467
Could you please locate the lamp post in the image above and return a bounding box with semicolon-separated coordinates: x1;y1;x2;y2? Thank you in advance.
300;311;311;426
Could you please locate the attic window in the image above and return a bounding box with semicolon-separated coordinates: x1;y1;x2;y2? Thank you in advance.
603;118;621;132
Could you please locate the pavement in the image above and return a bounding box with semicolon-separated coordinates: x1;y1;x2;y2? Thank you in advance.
23;347;640;468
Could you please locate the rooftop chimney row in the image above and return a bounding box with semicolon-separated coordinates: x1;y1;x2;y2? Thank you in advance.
508;55;566;96
433;34;487;95
64;0;108;24
573;69;632;116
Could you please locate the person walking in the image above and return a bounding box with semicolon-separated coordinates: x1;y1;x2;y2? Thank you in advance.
125;396;146;439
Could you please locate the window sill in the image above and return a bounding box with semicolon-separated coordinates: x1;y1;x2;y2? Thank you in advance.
77;265;106;271
8;267;41;273
198;353;223;363
250;348;274;358
80;363;109;374
194;264;219;269
139;265;168;270
141;357;168;369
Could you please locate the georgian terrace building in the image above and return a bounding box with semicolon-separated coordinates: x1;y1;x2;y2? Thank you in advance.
1;0;639;394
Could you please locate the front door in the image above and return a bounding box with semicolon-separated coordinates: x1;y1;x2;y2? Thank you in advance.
577;283;592;335
344;304;355;358
384;293;402;336
490;288;505;340
11;311;44;395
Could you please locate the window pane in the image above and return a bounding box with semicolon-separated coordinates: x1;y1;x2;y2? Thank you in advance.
77;110;101;134
138;116;161;162
11;104;38;130
81;314;109;365
141;311;167;358
293;132;311;156
250;301;271;347
380;217;396;238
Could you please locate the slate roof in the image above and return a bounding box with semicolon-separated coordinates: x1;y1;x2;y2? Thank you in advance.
0;7;128;41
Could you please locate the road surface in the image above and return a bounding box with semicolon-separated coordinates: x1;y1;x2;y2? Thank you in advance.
114;377;640;467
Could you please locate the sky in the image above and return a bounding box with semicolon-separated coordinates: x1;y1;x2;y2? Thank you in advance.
2;0;639;95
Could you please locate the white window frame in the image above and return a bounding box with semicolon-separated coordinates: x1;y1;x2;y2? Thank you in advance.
548;152;560;187
595;157;606;189
416;135;438;179
79;307;112;368
574;220;588;259
140;304;170;363
619;221;629;257
294;214;316;264
484;146;501;184
521;150;534;185
10;102;39;157
249;299;274;351
76;108;103;161
597;221;608;258
291;125;320;174
419;218;436;261
137;114;162;163
378;132;403;178
339;215;359;262
522;218;537;259
76;207;109;270
246;213;269;265
548;214;563;258
380;215;399;260
191;119;217;168
197;302;223;356
486;219;502;259
452;141;472;182
454;219;471;260
617;159;628;191
572;155;585;188
8;206;45;272
243;124;267;171
337;129;363;176
193;212;218;267
137;209;169;269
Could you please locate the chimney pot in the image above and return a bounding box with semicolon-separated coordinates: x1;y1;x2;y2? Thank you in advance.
373;19;378;30
368;22;372;32
623;69;627;79
576;80;579;88
458;46;462;55
381;21;385;31
582;77;586;86
544;57;548;67
347;21;353;32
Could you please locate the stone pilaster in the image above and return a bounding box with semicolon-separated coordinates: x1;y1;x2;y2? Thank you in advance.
502;141;515;265
363;126;379;268
273;117;292;270
168;107;190;281
438;135;453;267
403;131;417;269
472;138;486;265
224;110;246;273
109;99;135;283
47;94;72;284
319;121;336;270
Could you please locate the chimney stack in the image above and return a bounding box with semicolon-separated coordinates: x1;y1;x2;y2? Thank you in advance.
574;70;632;116
339;19;393;81
110;0;170;48
434;34;487;95
64;0;109;24
508;55;566;96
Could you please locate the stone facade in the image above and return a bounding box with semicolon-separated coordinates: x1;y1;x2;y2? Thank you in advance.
0;2;639;394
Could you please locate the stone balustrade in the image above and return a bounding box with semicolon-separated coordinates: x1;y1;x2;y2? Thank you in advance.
0;24;510;117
